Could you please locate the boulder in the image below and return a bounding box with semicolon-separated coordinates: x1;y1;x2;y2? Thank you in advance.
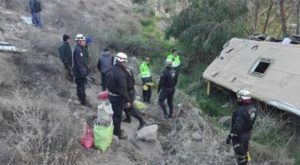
219;116;231;126
191;132;202;141
136;124;158;142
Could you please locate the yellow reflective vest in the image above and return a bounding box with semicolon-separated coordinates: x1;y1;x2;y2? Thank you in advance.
139;61;151;78
167;54;181;68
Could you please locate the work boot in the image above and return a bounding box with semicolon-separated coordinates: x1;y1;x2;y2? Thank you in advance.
118;132;128;140
138;121;145;130
81;99;92;107
122;118;131;123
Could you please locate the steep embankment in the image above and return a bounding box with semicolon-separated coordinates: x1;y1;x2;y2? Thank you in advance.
0;1;294;165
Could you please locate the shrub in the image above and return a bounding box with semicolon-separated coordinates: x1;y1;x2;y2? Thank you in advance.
0;89;82;164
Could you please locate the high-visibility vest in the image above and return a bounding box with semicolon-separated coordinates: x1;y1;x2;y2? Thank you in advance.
167;54;181;68
139;61;151;78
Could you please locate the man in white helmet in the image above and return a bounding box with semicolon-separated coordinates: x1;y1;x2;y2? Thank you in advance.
72;34;91;107
106;52;131;139
226;90;257;165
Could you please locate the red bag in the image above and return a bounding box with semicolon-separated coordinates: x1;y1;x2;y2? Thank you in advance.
98;91;109;100
81;125;94;149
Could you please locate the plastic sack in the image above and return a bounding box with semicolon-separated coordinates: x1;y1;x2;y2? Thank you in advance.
134;100;147;110
98;91;109;100
81;124;94;149
93;125;113;152
96;101;113;126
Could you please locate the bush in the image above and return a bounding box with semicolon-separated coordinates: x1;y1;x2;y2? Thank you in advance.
0;89;82;164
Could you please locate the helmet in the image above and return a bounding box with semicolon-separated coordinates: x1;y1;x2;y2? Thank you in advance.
75;34;86;41
236;90;251;101
115;52;128;63
166;59;173;66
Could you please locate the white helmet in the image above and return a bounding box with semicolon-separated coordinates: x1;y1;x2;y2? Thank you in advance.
237;90;251;100
75;34;86;41
115;52;128;63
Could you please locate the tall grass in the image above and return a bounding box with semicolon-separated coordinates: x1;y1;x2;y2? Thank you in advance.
0;88;82;164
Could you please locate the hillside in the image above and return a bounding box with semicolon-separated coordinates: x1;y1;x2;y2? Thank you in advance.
0;0;294;165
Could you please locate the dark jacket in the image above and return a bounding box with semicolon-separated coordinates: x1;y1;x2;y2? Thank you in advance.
29;0;41;13
82;46;89;66
126;69;135;92
106;63;131;102
97;51;114;74
157;66;176;92
73;44;88;78
231;104;257;135
58;41;72;66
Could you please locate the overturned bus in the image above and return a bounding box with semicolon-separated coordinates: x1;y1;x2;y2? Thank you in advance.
203;38;300;116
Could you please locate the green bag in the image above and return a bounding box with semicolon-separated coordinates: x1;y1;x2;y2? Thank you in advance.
93;125;113;152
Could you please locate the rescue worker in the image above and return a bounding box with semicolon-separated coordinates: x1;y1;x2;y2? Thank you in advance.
139;57;152;103
123;66;146;130
97;48;114;91
106;52;131;139
29;0;42;28
58;34;73;82
226;90;257;165
166;49;181;85
73;34;91;107
157;59;177;118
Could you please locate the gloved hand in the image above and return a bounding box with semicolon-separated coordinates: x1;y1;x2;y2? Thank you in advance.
226;135;232;145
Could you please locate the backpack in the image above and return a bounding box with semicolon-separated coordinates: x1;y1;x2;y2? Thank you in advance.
34;0;42;12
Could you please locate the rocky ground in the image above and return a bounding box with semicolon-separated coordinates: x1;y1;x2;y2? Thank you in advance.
0;0;294;165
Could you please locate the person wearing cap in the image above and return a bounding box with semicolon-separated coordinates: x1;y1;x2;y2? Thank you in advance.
73;34;91;107
166;49;181;85
157;59;177;119
139;57;152;103
106;52;131;139
226;90;257;165
58;34;73;82
97;48;114;91
83;36;92;66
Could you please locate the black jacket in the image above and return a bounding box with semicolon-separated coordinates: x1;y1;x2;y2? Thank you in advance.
231;104;256;135
58;41;72;66
126;69;135;92
158;66;176;92
72;44;88;78
107;63;131;102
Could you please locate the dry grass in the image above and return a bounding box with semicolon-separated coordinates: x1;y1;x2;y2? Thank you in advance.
0;88;82;165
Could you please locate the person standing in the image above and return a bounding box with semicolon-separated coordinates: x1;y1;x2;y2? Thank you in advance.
58;34;73;82
226;90;257;165
167;49;181;85
29;0;42;28
123;66;146;130
106;52;131;139
73;34;91;107
97;48;114;91
139;57;152;103
157;59;177;119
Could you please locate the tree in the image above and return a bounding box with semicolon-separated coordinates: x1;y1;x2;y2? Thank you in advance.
263;0;274;34
279;0;288;36
297;0;300;34
165;0;248;61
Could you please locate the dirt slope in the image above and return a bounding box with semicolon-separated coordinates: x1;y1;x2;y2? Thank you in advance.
0;1;294;165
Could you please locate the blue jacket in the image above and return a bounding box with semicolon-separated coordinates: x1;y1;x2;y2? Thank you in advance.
73;44;88;78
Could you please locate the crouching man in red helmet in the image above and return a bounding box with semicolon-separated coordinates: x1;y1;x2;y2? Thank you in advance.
226;90;257;165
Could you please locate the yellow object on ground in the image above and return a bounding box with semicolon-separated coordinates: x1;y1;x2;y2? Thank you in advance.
134;100;147;110
143;85;149;91
145;82;154;86
247;151;252;161
93;125;113;152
